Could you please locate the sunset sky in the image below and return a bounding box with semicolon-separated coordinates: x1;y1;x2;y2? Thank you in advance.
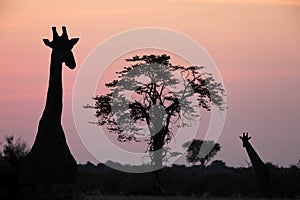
0;0;299;167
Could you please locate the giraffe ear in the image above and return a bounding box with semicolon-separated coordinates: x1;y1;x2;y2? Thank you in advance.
70;38;79;47
239;136;243;140
43;39;53;48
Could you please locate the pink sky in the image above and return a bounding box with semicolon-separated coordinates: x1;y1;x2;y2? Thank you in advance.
0;0;299;167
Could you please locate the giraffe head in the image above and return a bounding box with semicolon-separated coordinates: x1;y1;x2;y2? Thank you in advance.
43;26;79;69
240;132;251;147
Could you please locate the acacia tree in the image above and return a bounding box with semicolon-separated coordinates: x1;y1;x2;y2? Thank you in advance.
182;139;221;167
93;54;225;167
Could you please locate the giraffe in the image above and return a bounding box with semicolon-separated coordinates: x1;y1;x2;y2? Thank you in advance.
240;132;270;197
19;27;79;184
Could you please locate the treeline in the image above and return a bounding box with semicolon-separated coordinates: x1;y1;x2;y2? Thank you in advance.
1;136;299;198
77;161;300;198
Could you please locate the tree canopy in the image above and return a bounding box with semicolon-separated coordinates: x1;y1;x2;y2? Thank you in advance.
92;54;226;167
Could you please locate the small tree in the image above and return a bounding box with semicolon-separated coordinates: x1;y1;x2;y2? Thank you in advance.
209;160;226;168
183;139;221;166
1;136;29;164
0;136;28;199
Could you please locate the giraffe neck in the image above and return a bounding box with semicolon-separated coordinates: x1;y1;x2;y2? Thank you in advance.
244;141;268;176
42;52;63;124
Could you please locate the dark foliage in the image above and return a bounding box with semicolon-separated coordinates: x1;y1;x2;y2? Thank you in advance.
77;161;300;198
183;139;221;166
0;136;29;200
1;136;29;164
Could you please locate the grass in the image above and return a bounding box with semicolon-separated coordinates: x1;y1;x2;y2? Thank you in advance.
79;194;296;200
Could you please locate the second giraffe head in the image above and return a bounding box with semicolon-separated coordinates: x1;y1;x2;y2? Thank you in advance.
240;132;251;148
43;26;79;69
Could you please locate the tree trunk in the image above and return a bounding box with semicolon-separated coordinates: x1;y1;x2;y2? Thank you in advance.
150;128;168;195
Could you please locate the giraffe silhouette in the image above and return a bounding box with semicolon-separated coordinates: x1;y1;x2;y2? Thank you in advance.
19;27;79;184
240;132;270;197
